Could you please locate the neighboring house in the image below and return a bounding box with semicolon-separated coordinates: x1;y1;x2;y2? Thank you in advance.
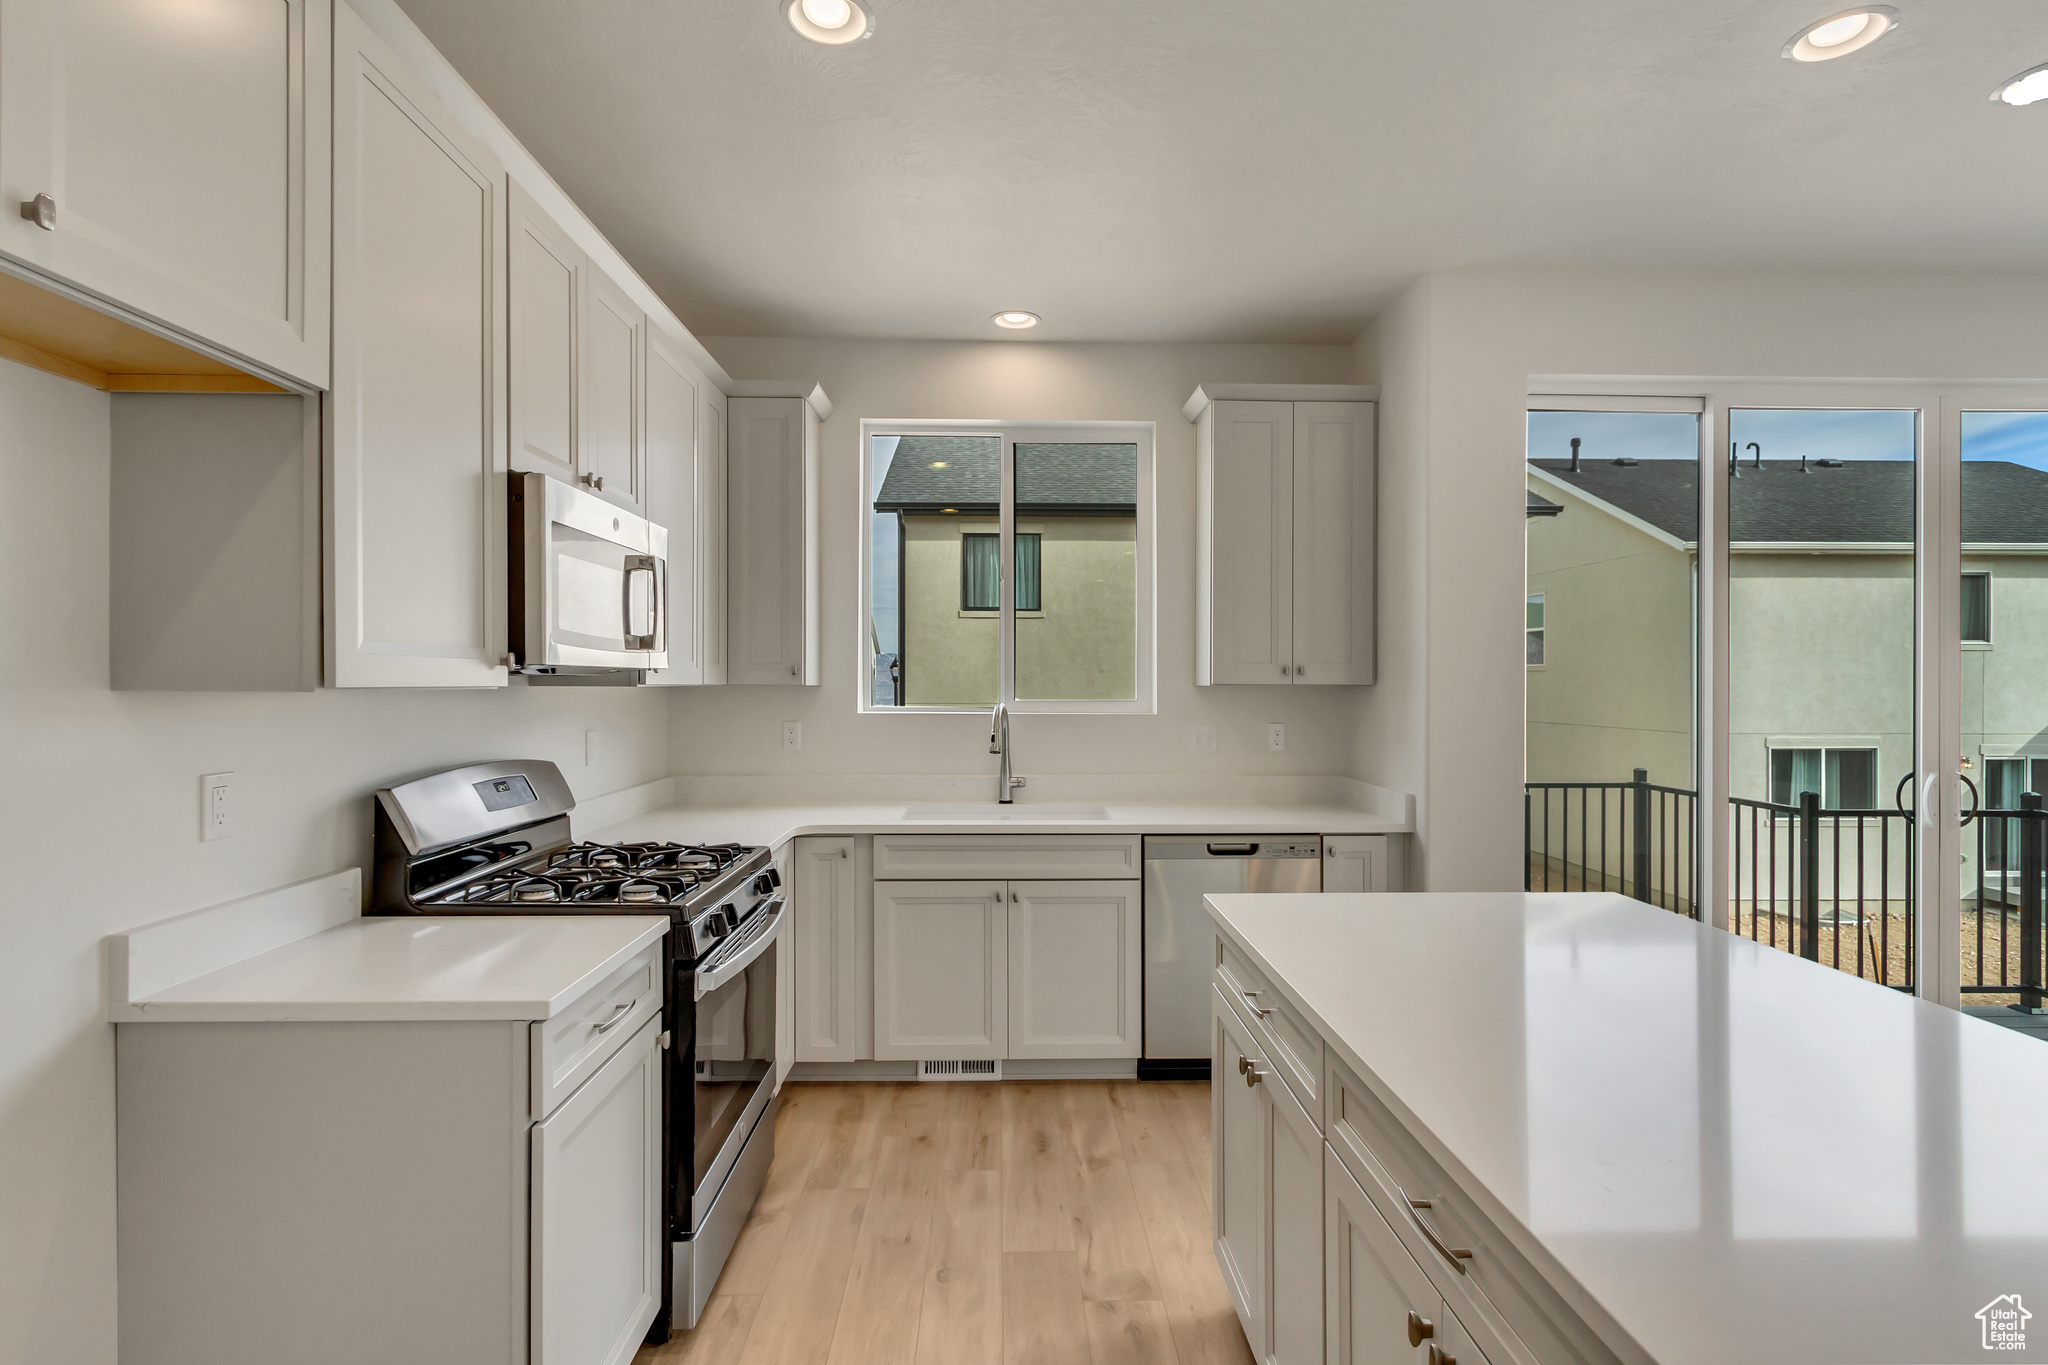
1527;455;2048;894
874;436;1138;705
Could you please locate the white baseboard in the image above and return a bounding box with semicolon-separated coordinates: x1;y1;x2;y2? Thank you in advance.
789;1057;1140;1082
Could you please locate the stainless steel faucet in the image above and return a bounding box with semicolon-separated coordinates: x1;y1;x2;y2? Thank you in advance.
990;703;1023;803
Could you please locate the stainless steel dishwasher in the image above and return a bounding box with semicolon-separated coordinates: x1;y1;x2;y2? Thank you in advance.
1141;835;1321;1077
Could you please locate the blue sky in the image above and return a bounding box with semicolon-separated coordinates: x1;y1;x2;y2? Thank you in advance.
1528;409;2048;470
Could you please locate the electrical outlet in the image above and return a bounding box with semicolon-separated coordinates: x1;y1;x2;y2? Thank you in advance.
200;772;235;842
1266;724;1286;752
584;729;599;766
1190;725;1217;754
782;722;802;752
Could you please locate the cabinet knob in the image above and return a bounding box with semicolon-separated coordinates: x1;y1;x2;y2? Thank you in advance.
1244;1064;1267;1087
1426;1345;1455;1365
1237;1053;1251;1075
1297;665;1306;676
1407;1312;1434;1347
1279;665;1287;677
580;472;607;491
20;193;54;230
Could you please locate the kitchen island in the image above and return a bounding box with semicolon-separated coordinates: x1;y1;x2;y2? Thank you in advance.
1205;890;2048;1365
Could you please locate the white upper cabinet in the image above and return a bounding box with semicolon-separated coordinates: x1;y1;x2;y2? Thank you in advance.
728;391;823;685
1192;387;1376;686
507;179;580;486
0;0;331;387
327;0;506;688
640;325;702;686
578;269;643;512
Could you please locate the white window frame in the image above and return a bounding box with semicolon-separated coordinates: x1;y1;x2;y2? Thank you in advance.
1764;739;1882;811
858;418;1157;715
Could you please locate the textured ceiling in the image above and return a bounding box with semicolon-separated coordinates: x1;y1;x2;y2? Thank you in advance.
392;0;2048;343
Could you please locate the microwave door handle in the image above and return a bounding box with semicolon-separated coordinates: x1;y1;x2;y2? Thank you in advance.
694;897;787;1000
621;556;658;651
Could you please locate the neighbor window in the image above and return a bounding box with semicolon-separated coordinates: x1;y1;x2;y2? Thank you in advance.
1962;572;1991;643
1770;746;1877;810
1526;594;1546;666
865;422;1154;712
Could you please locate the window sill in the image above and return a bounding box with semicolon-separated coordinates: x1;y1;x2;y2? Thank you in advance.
958;610;1046;619
1964;641;1994;651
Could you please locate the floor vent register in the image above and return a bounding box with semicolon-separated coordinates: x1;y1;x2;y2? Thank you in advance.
918;1059;1002;1081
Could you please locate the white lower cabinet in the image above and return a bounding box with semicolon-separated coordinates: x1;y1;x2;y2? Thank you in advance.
1327;1150;1443;1365
792;836;863;1062
1215;984;1326;1365
531;1017;664;1365
1323;835;1399;893
873;880;1008;1059
874;876;1139;1062
1008;880;1141;1059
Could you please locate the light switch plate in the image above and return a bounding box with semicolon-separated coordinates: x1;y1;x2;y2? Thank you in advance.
1190;725;1217;753
782;722;802;751
1266;724;1286;752
200;772;235;842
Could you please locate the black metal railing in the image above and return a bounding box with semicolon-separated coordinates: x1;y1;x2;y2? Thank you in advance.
1966;793;2048;1007
1524;769;1697;916
1525;772;1914;990
1728;792;1914;990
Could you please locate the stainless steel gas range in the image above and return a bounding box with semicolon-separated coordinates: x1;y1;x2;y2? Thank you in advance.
368;760;783;1339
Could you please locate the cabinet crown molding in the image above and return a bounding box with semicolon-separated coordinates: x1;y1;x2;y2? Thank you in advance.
1182;382;1379;423
725;379;833;421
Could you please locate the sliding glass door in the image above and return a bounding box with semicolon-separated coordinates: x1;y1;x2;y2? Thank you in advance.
1724;407;1919;988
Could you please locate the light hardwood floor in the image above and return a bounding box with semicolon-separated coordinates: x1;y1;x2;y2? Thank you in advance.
638;1080;1252;1365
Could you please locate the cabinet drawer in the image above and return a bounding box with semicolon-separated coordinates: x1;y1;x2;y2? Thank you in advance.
1214;934;1322;1122
531;942;663;1119
1324;1053;1623;1365
873;834;1140;881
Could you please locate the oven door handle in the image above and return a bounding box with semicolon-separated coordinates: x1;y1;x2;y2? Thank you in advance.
694;896;787;999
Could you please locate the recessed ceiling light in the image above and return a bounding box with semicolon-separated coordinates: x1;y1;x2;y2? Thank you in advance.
929;461;949;468
784;0;872;45
1782;7;1899;62
992;311;1040;329
1994;62;2048;106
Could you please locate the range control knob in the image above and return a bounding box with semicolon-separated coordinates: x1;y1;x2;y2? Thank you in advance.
753;872;777;896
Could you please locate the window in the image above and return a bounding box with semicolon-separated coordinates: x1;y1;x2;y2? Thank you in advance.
1770;746;1877;809
1526;593;1546;666
961;533;1040;612
1962;571;1991;644
864;421;1154;712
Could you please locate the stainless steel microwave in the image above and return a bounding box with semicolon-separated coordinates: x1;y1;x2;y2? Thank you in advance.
508;472;668;675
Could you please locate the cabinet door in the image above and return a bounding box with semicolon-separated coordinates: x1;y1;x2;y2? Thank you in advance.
873;880;1005;1060
1008;880;1141;1059
531;1017;663;1365
579;269;643;511
728;395;817;684
640;327;700;685
1264;1063;1324;1365
1323;836;1391;893
697;389;728;684
793;836;861;1062
773;844;797;1089
1213;986;1266;1344
507;178;580;486
1326;1148;1437;1365
1291;401;1375;685
327;0;507;688
0;0;331;386
1204;400;1295;684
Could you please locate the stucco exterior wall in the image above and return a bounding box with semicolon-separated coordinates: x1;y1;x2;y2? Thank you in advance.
900;513;1138;705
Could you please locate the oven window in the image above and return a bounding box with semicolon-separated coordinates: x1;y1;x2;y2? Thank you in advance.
693;940;776;1189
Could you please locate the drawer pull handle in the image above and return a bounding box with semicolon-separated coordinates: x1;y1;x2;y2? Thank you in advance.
1426;1345;1456;1365
592;1002;634;1034
1407;1311;1434;1346
1402;1193;1473;1273
1241;989;1274;1018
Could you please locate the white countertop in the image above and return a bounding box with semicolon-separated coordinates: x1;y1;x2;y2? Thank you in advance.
1207;891;2048;1365
116;914;669;1023
592;797;1405;850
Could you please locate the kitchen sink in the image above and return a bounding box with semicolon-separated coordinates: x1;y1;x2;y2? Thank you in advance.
900;802;1113;822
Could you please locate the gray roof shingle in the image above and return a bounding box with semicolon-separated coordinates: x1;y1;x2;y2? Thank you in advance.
1530;458;2048;544
875;436;1137;515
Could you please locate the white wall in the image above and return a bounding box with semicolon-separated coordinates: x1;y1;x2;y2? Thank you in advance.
1353;267;2048;893
675;337;1365;781
0;360;669;1365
